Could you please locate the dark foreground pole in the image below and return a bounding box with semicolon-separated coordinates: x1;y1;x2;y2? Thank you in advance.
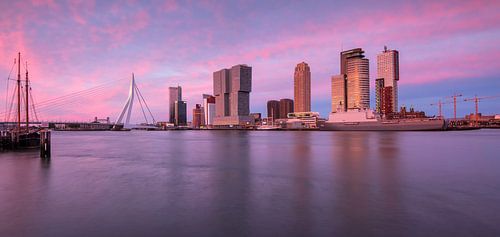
40;130;51;158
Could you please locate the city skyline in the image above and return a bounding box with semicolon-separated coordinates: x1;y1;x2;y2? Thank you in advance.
0;0;499;122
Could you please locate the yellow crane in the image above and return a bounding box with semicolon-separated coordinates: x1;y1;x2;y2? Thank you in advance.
463;95;500;126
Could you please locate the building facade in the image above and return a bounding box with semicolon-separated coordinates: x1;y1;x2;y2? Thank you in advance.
192;104;203;128
267;100;280;120
174;100;187;126
345;51;370;110
279;98;294;119
377;46;399;112
203;94;215;126
332;48;369;112
169;86;182;123
381;86;394;115
294;62;311;112
376;78;394;117
331;74;347;112
286;112;321;129
375;78;384;113
213;69;230;117
213;64;253;126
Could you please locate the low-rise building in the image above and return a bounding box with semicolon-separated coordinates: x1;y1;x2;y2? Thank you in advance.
192;104;203;128
286;112;321;129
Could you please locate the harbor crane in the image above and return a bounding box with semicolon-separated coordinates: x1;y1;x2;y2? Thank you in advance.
430;99;455;119
430;93;463;120
463;95;500;126
447;93;462;121
430;100;444;118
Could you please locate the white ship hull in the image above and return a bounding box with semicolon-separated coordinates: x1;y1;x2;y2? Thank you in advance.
321;119;446;131
322;109;446;131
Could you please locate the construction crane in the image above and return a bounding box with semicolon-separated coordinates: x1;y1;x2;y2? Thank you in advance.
464;95;500;126
446;93;462;121
430;93;463;120
430;100;445;118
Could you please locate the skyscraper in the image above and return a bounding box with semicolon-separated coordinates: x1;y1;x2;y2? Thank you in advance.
169;86;182;123
267;100;280;120
213;64;253;126
279;99;294;119
345;49;370;110
229;65;252;116
331;74;347;112
294;62;311;112
174;100;187;126
213;69;230;117
331;48;369;112
377;46;399;112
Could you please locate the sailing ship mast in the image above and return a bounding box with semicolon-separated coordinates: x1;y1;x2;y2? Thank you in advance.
25;61;29;132
14;52;31;133
17;52;21;132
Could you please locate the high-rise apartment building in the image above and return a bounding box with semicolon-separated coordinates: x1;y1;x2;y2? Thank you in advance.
377;46;399;113
294;62;311;112
279;99;294;119
267;100;280;120
345;49;370;110
213;64;253;126
331;74;347;112
331;48;369;112
169;86;182;123
174;100;187;126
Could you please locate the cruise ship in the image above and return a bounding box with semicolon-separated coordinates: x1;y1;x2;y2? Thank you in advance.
320;109;446;131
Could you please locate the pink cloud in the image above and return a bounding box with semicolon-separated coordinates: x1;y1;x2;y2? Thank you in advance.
31;0;58;9
1;0;499;121
163;0;179;12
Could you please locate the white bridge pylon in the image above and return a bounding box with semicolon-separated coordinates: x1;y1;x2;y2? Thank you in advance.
114;73;156;129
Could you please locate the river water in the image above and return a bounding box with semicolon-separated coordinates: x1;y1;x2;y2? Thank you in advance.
0;130;499;237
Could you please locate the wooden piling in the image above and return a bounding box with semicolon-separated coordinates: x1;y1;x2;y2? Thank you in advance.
40;130;51;158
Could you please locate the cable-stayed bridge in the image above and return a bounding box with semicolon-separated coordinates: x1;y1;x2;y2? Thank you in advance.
2;72;158;130
112;73;156;130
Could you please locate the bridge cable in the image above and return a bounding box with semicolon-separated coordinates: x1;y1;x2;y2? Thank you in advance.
135;84;156;124
134;86;149;124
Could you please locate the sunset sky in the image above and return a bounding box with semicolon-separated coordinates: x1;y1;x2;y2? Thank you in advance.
1;0;499;122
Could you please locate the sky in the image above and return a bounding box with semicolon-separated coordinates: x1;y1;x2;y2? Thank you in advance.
0;0;499;123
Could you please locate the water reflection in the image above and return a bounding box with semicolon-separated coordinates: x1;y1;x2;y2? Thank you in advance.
1;130;499;236
40;158;51;168
326;132;404;235
212;131;251;236
0;151;52;237
290;132;312;236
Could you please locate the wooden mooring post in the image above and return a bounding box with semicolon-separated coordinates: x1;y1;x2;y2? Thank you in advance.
40;130;51;158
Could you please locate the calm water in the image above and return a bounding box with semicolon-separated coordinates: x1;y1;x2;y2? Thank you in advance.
1;130;499;237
